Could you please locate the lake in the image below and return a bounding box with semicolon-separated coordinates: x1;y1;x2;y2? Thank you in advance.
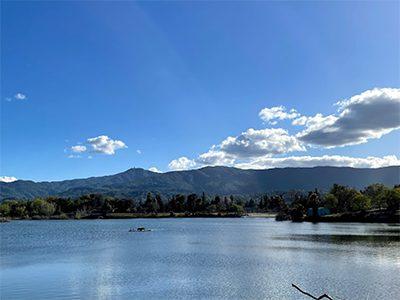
1;218;399;299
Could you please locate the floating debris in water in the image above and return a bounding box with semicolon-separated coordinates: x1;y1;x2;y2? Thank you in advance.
129;227;152;232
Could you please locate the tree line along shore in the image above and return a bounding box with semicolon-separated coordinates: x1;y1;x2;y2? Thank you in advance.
0;183;399;223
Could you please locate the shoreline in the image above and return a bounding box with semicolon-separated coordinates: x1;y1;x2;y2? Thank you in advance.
2;211;399;224
303;210;400;224
0;212;244;221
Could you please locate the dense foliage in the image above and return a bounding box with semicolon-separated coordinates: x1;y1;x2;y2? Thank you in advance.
0;192;247;219
277;183;400;221
1;184;398;220
1;166;399;201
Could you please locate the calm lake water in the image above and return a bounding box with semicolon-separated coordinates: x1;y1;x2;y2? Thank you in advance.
1;218;399;300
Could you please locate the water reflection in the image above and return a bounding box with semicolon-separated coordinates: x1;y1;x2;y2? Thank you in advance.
273;233;400;244
1;219;400;299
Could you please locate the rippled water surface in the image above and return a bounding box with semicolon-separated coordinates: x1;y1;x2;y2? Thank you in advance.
1;219;399;299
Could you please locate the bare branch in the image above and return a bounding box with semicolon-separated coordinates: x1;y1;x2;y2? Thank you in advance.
292;284;334;300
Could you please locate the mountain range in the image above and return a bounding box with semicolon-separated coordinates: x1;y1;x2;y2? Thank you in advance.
1;166;399;201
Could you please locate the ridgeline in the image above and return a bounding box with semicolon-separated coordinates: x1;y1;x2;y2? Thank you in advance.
1;166;399;201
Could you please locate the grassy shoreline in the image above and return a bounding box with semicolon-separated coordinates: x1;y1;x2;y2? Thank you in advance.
2;211;399;223
245;212;277;218
0;212;244;221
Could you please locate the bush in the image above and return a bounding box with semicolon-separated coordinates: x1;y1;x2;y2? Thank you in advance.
229;204;245;214
75;210;85;219
58;213;69;220
350;193;371;212
323;193;338;212
275;211;290;221
31;199;56;217
289;204;305;222
0;202;11;217
385;188;400;212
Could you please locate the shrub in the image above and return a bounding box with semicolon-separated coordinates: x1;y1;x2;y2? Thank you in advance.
350;193;371;212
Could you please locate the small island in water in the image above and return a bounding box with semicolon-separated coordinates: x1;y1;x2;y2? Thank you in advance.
1;183;399;223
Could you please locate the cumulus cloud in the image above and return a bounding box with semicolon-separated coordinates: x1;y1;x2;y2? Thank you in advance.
168;157;196;171
235;155;400;170
219;128;305;158
292;114;337;129
197;149;235;166
14;93;27;100
168;128;306;170
0;176;18;183
149;167;161;173
87;135;127;155
259;106;299;124
5;93;27;102
166;87;400;171
71;145;87;153
297;88;400;147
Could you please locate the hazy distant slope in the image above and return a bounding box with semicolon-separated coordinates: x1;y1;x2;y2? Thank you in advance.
1;166;399;200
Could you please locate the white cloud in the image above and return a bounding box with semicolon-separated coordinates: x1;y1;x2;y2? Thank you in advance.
291;116;308;126
5;93;27;102
149;167;161;173
0;176;17;183
292;114;338;131
68;154;82;159
297;88;400;147
259;106;299;124
168;156;196;171
219;128;305;158
167;87;400;171
168;128;305;170
197;149;235;166
71;145;87;153
87;135;127;155
14;93;27;100
136;149;142;154
235;155;400;170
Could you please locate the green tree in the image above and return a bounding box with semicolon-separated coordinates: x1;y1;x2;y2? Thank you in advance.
13;204;28;218
384;188;400;212
175;194;186;212
212;196;223;210
350;193;371;212
101;198;114;214
363;184;388;209
274;196;286;212
307;192;320;218
258;195;268;211
31;199;55;217
155;194;164;212
245;199;256;212
323;193;338;212
0;202;11;217
330;184;359;212
144;192;158;213
289;203;305;222
186;194;197;213
228;203;245;214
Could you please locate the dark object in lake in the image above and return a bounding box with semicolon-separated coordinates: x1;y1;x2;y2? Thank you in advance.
292;283;334;300
129;227;151;232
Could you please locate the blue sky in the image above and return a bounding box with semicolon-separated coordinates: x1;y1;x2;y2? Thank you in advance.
1;1;399;182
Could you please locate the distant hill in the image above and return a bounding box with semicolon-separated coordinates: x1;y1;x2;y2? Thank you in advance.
1;166;399;201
